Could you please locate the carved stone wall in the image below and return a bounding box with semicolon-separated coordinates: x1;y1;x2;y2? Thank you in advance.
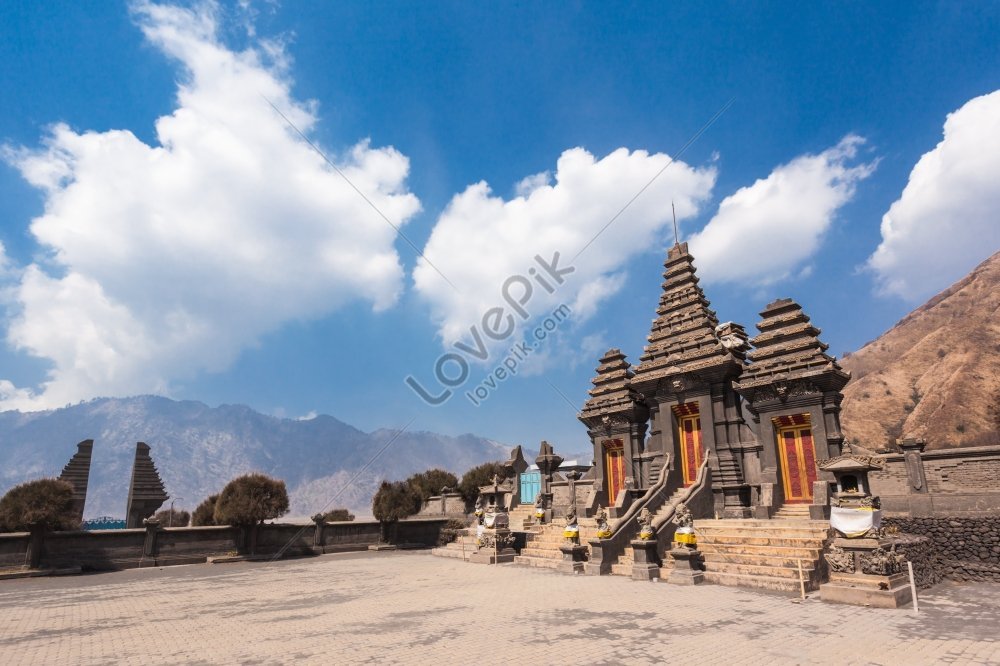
870;445;1000;516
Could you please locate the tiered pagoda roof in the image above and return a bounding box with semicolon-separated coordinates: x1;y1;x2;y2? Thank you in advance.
578;348;646;425
735;298;850;390
58;439;93;522
631;243;748;388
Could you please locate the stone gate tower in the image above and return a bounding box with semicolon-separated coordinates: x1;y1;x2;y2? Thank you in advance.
628;242;759;517
578;348;648;516
734;298;851;519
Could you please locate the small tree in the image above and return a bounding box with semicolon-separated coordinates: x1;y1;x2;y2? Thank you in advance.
0;478;77;533
191;494;220;526
214;473;289;526
321;508;355;522
154;508;191;528
459;461;505;503
406;468;459;502
371;481;422;542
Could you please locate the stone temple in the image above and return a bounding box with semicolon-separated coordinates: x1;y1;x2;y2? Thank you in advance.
576;241;849;521
433;239;1000;602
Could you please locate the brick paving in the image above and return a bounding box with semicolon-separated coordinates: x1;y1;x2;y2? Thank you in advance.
1;552;998;665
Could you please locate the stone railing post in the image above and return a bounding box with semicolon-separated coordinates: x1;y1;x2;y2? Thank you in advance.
25;524;45;569
142;518;161;559
311;514;326;551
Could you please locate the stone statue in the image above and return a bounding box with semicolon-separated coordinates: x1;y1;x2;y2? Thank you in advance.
673;503;693;528
474;495;485;525
595;505;611;538
825;546;855;573
563;505;580;543
638;507;655;540
671;503;697;548
564;505;577;527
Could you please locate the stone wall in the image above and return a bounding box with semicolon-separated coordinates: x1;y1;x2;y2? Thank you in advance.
551;478;593;516
416;492;468;518
1;519;447;573
890;533;943;589
886;517;1000;583
869;444;1000;517
0;532;29;568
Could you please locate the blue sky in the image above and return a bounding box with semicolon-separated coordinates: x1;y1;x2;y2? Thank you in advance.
0;1;998;455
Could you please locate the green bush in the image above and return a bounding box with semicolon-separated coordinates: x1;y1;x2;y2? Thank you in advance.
371;480;422;524
214;474;289;526
154;508;191;527
321;508;355;522
0;478;77;532
406;468;459;501
191;494;220;526
458;461;505;502
437;517;470;546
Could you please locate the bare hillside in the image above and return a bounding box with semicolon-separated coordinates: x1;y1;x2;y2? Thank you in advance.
840;251;1000;450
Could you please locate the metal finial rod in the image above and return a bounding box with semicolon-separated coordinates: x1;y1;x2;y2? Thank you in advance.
672;201;679;245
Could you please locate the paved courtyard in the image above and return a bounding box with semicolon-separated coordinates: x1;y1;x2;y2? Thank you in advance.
1;552;998;665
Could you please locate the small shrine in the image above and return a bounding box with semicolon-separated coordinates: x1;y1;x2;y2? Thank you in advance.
818;444;913;608
470;475;515;564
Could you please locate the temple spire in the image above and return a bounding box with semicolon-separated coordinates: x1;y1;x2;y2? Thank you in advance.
631;243;748;390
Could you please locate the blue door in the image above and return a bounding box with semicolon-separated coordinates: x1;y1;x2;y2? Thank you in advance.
519;471;541;504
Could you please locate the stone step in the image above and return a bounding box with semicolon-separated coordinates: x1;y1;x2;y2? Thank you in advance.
430;546;472;561
705;560;818;580
526;535;600;546
696;534;828;547
696;525;830;537
704;570;819;594
512;555;564;570
613;556;684;579
611;563;632;576
518;547;565;559
698;543;823;562
698;519;828;529
774;509;813;519
702;552;821;570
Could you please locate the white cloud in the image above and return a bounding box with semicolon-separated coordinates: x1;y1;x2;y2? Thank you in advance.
689;135;875;286
413;146;716;349
0;1;420;410
867;90;1000;300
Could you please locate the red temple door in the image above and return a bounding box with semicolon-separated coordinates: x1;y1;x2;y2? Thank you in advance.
775;414;818;503
673;403;703;487
604;439;626;505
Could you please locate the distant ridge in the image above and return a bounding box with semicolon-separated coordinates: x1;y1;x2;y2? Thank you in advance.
840;251;1000;450
0;396;512;519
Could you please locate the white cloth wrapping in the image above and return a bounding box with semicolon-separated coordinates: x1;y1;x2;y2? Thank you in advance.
830;506;882;537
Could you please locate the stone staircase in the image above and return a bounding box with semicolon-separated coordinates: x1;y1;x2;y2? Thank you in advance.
609;486;689;577
430;528;478;561
695;506;832;593
507;504;539;531
431;505;543;563
513;518;600;570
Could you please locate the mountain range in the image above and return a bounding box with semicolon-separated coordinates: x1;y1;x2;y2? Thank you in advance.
0;396;512;520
